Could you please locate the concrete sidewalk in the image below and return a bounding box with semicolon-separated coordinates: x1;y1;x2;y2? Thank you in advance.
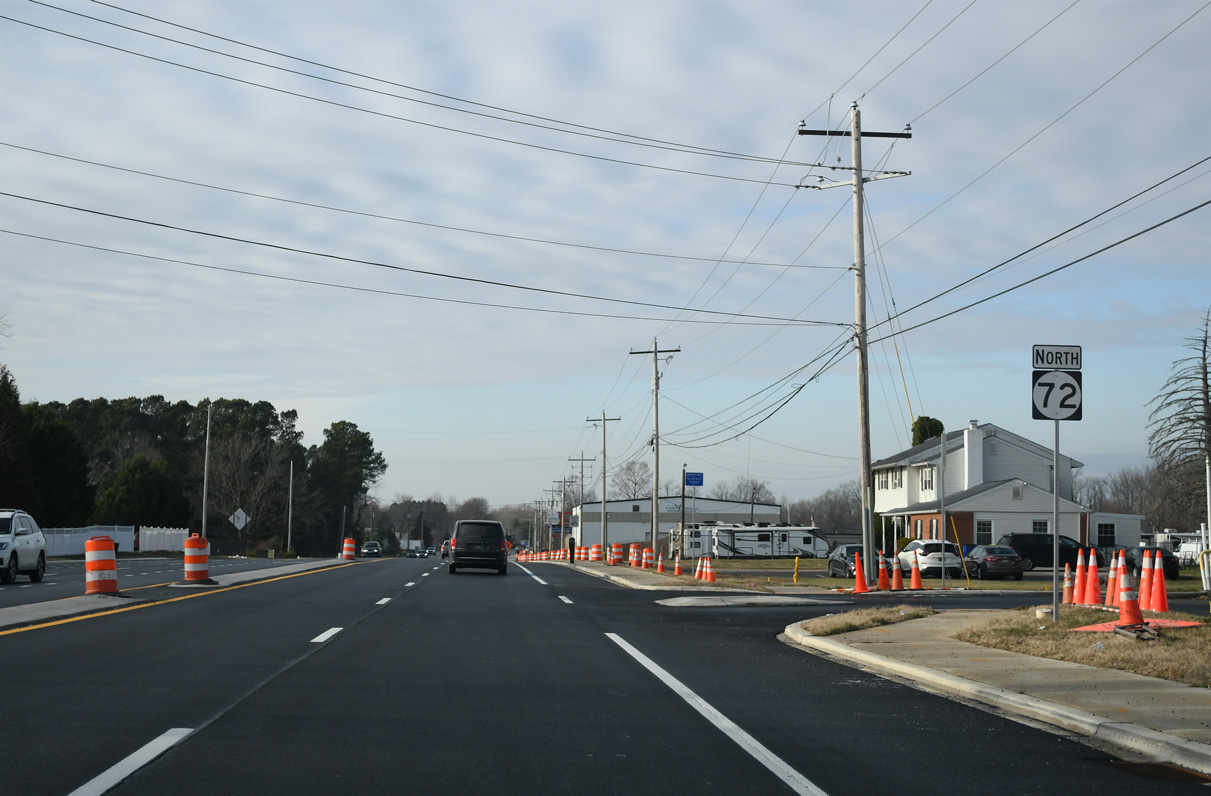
545;558;1211;776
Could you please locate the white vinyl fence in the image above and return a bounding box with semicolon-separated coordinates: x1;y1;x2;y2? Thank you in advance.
138;527;190;552
43;526;135;557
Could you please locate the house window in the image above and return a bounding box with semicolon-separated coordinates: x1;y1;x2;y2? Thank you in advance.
1097;522;1116;547
877;470;889;490
914;519;922;539
632;505;640;512
921;467;934;491
988;441;998;455
1012;485;1022;500
1032;520;1048;534
929;518;938;539
892;468;903;489
976;519;993;545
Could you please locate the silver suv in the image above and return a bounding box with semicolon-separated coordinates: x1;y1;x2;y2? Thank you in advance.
0;508;47;583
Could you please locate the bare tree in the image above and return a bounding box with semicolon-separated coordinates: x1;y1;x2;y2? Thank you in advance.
205;433;290;545
611;459;651;500
707;475;774;504
1147;310;1210;532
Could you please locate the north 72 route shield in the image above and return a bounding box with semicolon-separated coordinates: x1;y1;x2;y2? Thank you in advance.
1032;370;1082;421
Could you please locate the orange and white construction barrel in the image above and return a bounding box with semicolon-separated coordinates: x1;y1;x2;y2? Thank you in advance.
85;535;119;595
183;533;215;583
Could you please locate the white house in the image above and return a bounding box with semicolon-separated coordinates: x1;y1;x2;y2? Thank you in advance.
872;420;1142;550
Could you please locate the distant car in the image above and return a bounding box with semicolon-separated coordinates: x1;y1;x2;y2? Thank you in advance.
965;545;1024;580
1122;546;1180;581
448;519;508;575
406;549;418;558
426;547;436;556
416;549;428;558
897;540;963;579
360;541;382;557
995;533;1101;571
440;541;449;559
0;508;47;584
827;544;864;578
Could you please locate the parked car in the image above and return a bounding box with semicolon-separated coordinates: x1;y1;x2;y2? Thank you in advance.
897;540;963;578
1122;546;1180;581
0;508;47;584
965;545;1024;580
827;544;864;578
995;533;1101;571
448;519;508;575
406;549;418;558
360;541;382;557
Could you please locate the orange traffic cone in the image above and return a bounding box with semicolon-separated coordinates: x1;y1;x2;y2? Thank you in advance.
1150;557;1170;613
1072;549;1087;605
1061;563;1074;604
876;552;891;591
693;556;703;580
702;556;717;583
656;552;665;573
890;557;905;591
1138;550;1155;612
1115;568;1145;627
852;552;870;594
1104;551;1119;607
909;550;924;590
673;552;683;577
1082;553;1101;605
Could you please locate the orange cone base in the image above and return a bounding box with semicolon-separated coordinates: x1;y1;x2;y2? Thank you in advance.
1070;619;1201;632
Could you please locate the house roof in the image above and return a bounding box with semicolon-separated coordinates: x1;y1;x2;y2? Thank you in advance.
871;422;1084;470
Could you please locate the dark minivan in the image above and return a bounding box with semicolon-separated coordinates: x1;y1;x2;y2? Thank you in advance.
996;533;1101;571
448;520;508;575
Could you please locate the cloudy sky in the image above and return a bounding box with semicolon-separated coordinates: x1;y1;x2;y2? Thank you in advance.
1;0;1208;511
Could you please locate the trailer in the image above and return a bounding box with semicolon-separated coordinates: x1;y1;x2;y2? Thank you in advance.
673;523;830;558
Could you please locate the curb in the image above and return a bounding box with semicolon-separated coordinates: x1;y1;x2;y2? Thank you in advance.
782;622;1211;776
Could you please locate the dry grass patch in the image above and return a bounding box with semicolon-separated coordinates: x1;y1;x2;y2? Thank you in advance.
798;605;937;636
955;606;1211;688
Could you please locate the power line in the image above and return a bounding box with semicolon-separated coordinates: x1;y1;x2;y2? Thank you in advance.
0;142;840;271
0;13;819;189
0;228;824;327
2;191;851;326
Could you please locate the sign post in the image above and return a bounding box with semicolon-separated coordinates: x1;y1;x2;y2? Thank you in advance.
1032;345;1082;623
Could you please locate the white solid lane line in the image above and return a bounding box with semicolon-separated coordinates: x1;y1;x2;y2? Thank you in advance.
67;727;193;796
606;633;828;796
311;627;343;643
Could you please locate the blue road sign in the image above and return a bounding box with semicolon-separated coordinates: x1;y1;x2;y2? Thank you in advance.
685;472;704;486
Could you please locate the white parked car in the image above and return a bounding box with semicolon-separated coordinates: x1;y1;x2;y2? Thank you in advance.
897;540;963;579
0;508;47;583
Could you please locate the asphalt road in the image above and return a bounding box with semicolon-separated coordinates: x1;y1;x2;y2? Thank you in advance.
6;558;1204;795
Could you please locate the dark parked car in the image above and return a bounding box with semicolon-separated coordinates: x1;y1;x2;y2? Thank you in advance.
995;534;1101;571
1122;546;1180;581
965;545;1024;580
827;544;864;578
448;520;508;575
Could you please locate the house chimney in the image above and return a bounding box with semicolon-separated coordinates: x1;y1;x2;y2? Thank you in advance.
964;421;983;489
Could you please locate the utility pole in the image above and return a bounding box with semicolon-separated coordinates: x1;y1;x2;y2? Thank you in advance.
798;104;911;581
630;338;680;553
543;487;560;551
569;452;594;545
588;412;621;553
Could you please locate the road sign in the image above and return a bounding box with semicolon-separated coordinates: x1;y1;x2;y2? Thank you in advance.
685;472;703;487
1032;370;1082;420
1033;344;1081;370
229;508;250;530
